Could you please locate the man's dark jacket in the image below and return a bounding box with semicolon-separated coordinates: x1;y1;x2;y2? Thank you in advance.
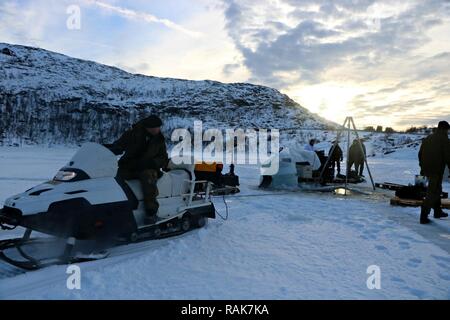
329;144;343;161
110;120;168;172
418;130;450;176
349;141;366;163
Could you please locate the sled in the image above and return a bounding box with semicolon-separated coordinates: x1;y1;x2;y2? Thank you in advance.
390;196;450;209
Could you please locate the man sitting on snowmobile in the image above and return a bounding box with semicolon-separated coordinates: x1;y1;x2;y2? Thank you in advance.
418;120;450;224
105;115;168;224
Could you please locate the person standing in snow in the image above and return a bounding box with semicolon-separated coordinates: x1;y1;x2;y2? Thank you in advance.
347;139;366;176
328;141;343;175
418;120;450;224
304;139;316;152
105;115;168;225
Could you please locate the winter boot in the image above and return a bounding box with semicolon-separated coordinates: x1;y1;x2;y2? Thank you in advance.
434;209;449;219
420;206;431;224
420;217;431;224
144;209;159;225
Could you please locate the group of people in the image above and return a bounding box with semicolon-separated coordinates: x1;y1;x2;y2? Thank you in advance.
304;120;450;224
106;115;449;226
304;138;367;176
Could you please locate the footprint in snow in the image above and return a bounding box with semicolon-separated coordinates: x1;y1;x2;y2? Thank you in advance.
435;262;450;271
360;234;377;240
438;272;450;281
431;255;450;264
374;245;388;252
279;287;288;295
406;287;427;299
398;234;427;244
390;276;406;284
407;258;422;268
360;228;381;240
398;241;410;250
286;214;313;223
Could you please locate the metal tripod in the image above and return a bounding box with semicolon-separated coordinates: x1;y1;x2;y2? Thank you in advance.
318;116;376;194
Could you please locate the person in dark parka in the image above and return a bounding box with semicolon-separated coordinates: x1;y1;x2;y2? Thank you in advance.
418;120;450;224
328;141;343;175
105;115;168;224
347;139;366;176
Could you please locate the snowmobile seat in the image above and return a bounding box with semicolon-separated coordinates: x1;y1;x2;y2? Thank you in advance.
124;165;192;201
166;160;194;196
125;172;172;200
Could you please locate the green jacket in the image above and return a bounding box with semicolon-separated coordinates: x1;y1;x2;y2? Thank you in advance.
418;130;450;176
349;141;366;164
112;120;168;171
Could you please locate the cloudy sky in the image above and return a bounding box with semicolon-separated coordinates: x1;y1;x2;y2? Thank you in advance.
1;0;449;129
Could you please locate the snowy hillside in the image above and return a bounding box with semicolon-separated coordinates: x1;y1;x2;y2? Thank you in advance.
0;43;332;145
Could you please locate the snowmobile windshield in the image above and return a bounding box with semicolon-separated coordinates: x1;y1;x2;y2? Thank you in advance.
55;143;118;180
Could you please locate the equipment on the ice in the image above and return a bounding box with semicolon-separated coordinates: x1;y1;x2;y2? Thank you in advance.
375;182;448;200
390;196;450;209
334;171;366;184
313;150;335;183
395;185;427;200
290;145;322;180
259;148;298;189
415;175;428;187
258;146;341;189
0;143;216;270
318;116;376;193
376;178;449;210
194;162;240;195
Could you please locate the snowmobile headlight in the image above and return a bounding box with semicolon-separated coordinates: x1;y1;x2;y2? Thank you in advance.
53;170;77;182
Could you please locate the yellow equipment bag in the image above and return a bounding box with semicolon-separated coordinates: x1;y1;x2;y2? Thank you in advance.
194;162;223;173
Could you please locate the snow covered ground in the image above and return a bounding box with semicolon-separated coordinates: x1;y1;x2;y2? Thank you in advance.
0;143;449;299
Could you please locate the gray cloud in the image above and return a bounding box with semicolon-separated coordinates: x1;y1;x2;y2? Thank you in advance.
222;63;241;76
221;0;450;128
223;0;450;86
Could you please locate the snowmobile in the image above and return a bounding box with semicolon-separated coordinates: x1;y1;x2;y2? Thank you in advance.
0;143;215;270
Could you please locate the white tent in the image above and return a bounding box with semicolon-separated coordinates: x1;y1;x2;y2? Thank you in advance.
260;148;298;188
289;145;322;171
